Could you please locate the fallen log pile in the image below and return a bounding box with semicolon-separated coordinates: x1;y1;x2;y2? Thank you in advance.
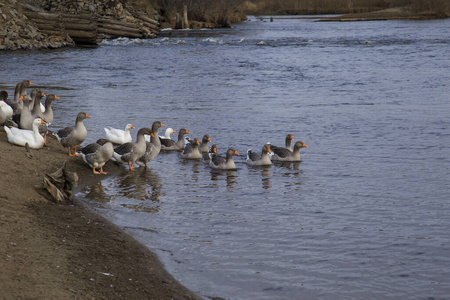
22;5;159;45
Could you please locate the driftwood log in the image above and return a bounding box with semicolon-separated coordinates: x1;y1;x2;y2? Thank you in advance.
23;5;159;45
42;161;79;204
98;18;143;38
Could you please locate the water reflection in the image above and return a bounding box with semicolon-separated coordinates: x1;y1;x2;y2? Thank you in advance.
83;167;164;213
83;181;112;204
114;167;163;202
210;169;238;189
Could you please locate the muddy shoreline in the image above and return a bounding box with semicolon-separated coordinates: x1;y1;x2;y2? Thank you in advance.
0;127;201;299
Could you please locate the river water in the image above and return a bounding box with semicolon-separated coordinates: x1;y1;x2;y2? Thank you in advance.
1;16;450;299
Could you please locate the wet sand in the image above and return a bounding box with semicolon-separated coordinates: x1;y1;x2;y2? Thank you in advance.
0;127;200;299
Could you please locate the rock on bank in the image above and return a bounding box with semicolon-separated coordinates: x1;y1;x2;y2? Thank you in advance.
0;0;160;50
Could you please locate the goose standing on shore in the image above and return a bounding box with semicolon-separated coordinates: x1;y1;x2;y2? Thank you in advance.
18;95;34;130
6;80;33;117
54;112;90;156
104;123;135;145
38;94;59;146
137;121;164;168
0;91;14;125
4;118;46;149
160;128;190;151
209;148;239;170
270;140;308;162
20;89;45;130
78;138;114;174
112;127;152;171
30;89;46;118
181;137;202;159
42;94;58;125
246;144;272;166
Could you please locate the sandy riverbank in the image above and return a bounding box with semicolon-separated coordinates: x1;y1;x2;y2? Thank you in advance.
0;126;201;299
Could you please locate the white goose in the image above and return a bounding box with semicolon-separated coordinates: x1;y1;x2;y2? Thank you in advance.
4;118;46;149
104;123;135;145
146;127;175;142
0;91;13;124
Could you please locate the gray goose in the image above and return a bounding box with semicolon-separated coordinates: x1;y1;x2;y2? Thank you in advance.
78;138;114;174
181;137;202;159
6;80;33;117
270;140;307;162
38;94;59;146
18;95;34;129
199;134;212;153
42;94;58;125
246;144;272;166
112;127;152;171
30;89;46;118
209;147;239;170
54;112;90;156
137;121;165;168
160;128;190;151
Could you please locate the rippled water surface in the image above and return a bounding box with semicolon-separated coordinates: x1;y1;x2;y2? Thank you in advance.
1;16;450;299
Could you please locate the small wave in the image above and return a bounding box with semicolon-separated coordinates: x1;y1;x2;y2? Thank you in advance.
203;37;225;44
100;37;145;46
256;41;268;46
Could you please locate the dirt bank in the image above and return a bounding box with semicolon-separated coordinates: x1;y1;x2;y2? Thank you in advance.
0;125;201;299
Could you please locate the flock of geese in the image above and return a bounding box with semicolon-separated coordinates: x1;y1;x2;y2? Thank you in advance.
1;80;308;175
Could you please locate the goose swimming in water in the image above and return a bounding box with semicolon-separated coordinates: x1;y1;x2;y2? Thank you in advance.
209;147;239;170
160;128;190;151
246;144;272;166
181;137;202;159
269;140;307;162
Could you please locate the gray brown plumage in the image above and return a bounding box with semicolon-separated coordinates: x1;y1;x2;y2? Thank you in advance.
112;127;152;170
54;112;90;156
137;121;164;168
